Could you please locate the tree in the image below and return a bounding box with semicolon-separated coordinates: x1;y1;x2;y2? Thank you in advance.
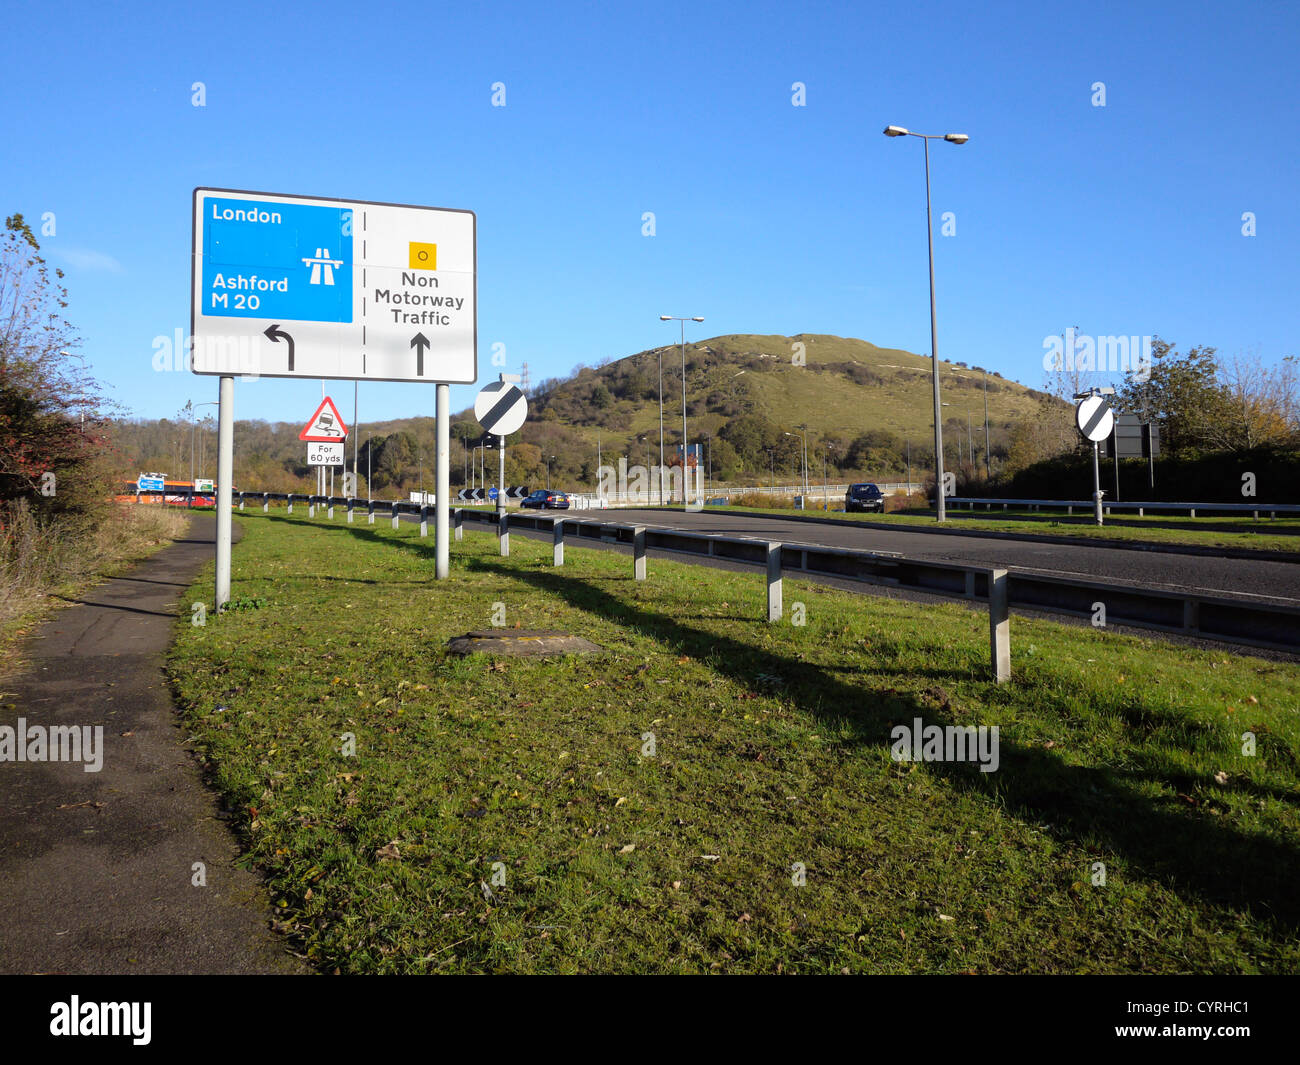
1116;337;1231;455
0;214;111;524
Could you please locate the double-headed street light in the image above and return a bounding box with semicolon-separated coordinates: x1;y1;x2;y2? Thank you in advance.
883;124;968;521
660;315;704;507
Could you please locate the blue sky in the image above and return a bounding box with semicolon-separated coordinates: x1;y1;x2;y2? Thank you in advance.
3;0;1296;427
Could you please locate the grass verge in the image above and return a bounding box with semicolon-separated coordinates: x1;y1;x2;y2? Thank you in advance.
0;502;191;675
168;511;1300;973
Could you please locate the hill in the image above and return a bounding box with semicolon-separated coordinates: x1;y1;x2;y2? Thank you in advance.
106;335;1057;495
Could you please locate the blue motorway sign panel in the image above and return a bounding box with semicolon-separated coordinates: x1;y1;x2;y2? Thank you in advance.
202;197;353;323
191;188;476;384
138;475;165;492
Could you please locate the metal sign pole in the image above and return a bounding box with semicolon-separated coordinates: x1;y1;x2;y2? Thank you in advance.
436;383;449;579
498;433;506;517
1092;441;1104;526
215;375;234;610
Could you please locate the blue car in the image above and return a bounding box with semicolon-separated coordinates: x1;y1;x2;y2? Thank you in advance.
521;490;570;510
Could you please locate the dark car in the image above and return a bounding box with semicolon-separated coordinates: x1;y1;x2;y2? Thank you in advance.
845;483;885;513
521;490;570;510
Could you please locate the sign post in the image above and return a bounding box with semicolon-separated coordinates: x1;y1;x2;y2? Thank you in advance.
191;187;476;600
473;377;527;558
1075;390;1116;526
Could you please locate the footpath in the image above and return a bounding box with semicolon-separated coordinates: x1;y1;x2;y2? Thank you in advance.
0;513;304;974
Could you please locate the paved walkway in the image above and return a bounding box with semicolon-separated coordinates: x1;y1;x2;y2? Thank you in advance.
0;514;304;974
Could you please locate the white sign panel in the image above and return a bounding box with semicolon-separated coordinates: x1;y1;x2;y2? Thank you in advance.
191;187;476;383
307;442;345;466
474;381;528;437
1076;395;1115;443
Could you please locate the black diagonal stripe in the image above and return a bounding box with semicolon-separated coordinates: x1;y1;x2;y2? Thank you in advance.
1081;401;1111;439
481;387;523;433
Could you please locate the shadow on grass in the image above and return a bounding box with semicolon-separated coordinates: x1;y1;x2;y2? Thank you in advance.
264;512;1300;931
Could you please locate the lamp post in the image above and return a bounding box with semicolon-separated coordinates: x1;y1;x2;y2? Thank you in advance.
365;433;372;503
883;124;968;521
660;315;704;506
190;401;218;507
982;370;991;482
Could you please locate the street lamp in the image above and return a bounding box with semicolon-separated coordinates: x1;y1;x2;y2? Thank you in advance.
884;124;968;520
189;401;218;506
661;315;704;506
784;426;809;498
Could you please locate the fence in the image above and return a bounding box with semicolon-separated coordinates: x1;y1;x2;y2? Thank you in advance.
230;492;1300;680
945;497;1300;519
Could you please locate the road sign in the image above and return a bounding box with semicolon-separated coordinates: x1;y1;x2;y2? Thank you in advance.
488;486;498;501
190;187;476;383
138;474;165;492
1076;394;1115;443
195;478;215;493
474;381;527;437
1102;415;1161;460
307;441;345;466
299;397;349;441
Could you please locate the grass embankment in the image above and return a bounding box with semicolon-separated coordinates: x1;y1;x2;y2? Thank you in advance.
0;502;191;673
169;511;1300;973
709;504;1300;554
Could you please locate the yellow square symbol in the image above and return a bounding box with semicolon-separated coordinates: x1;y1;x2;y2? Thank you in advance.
408;242;437;270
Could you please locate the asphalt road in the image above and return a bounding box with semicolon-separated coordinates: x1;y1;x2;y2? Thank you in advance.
0;515;303;974
564;507;1300;604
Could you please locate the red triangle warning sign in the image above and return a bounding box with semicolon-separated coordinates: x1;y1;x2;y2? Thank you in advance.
299;397;349;441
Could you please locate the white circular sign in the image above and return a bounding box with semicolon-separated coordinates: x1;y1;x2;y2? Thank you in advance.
475;381;528;437
1076;395;1115;443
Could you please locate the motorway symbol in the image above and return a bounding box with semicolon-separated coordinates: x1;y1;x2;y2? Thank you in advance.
191;187;476;383
474;381;527;437
263;324;295;371
1076;394;1115;443
299;397;349;442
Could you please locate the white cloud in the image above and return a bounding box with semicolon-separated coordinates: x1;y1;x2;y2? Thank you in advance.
53;247;124;273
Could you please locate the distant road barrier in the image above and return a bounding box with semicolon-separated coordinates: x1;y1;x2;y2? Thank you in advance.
946;497;1300;519
227;491;1300;678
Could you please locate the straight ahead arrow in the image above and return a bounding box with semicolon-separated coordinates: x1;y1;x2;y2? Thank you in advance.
410;333;430;377
264;324;295;371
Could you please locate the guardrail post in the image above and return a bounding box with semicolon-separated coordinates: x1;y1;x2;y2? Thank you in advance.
633;526;646;580
1183;599;1199;634
1067;505;1073;515
553;519;565;566
454;508;463;541
989;568;1010;684
420;505;429;538
327;497;335;519
238;492;245;511
499;510;510;556
262;493;269;513
766;542;782;622
391;504;400;531
367;501;375;525
286;493;294;514
1189;508;1196;518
